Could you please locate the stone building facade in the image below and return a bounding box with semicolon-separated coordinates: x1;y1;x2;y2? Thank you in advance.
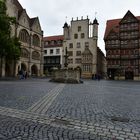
104;10;140;80
43;35;63;76
1;0;43;77
63;17;106;78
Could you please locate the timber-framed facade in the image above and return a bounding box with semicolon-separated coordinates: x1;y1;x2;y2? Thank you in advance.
104;10;140;80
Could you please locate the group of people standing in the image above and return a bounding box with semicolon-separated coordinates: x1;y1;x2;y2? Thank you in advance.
18;70;28;80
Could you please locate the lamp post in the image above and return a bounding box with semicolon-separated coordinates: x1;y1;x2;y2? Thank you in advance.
64;47;69;68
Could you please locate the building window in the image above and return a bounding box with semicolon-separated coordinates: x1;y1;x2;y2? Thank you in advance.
81;33;85;38
83;64;91;72
85;42;89;47
68;59;73;64
48;41;51;45
47;58;50;63
19;29;30;44
107;50;111;55
50;49;53;54
54;40;57;45
45;41;49;46
44;50;47;54
121;50;125;55
125;50;129;55
78;26;81;32
56;49;60;54
33;34;40;47
51;40;54;45
21;48;29;58
77;42;81;48
134;50;139;55
74;34;78;39
75;58;81;64
68;51;73;56
69;43;73;48
56;57;60;63
76;51;81;56
58;40;63;45
51;59;55;63
32;51;40;60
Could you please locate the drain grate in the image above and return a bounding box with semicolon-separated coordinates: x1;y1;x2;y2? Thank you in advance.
111;116;129;123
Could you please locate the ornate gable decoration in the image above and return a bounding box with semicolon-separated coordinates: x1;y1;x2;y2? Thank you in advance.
82;47;93;64
119;10;138;24
30;17;42;34
82;46;92;56
21;48;29;58
32;51;40;60
18;9;30;28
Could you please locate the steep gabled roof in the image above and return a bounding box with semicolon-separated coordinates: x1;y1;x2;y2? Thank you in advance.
18;9;30;22
11;0;43;33
13;0;23;11
104;11;140;40
82;47;92;55
30;17;38;26
119;10;139;24
104;18;120;40
43;35;64;41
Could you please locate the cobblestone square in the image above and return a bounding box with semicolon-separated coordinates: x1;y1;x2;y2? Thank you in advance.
0;78;140;139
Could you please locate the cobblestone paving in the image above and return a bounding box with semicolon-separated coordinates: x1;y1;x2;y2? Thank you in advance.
0;107;110;140
45;80;140;130
0;78;140;139
0;79;58;110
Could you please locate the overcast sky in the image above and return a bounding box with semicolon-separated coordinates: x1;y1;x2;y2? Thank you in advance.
19;0;140;54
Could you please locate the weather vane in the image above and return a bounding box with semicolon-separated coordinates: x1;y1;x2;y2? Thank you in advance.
95;12;97;18
65;16;67;22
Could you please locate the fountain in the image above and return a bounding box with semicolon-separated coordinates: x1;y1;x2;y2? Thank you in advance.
50;47;82;83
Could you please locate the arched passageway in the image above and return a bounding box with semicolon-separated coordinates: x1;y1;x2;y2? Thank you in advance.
21;63;27;71
31;65;38;76
5;63;11;76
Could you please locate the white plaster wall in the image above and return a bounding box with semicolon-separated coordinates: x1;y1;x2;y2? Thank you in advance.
65;19;97;72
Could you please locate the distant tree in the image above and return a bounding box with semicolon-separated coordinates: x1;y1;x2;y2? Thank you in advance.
0;0;21;76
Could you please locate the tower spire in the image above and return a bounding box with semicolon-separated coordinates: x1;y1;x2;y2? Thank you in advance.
93;12;99;25
63;16;68;28
95;12;97;18
65;16;67;22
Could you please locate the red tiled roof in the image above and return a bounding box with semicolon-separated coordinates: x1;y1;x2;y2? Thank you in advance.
43;35;64;41
104;18;121;40
104;16;140;40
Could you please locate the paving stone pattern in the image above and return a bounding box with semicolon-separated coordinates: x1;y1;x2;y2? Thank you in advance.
0;79;58;110
0;78;140;139
46;80;140;129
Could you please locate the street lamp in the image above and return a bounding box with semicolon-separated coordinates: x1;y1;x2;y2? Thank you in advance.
64;47;69;68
